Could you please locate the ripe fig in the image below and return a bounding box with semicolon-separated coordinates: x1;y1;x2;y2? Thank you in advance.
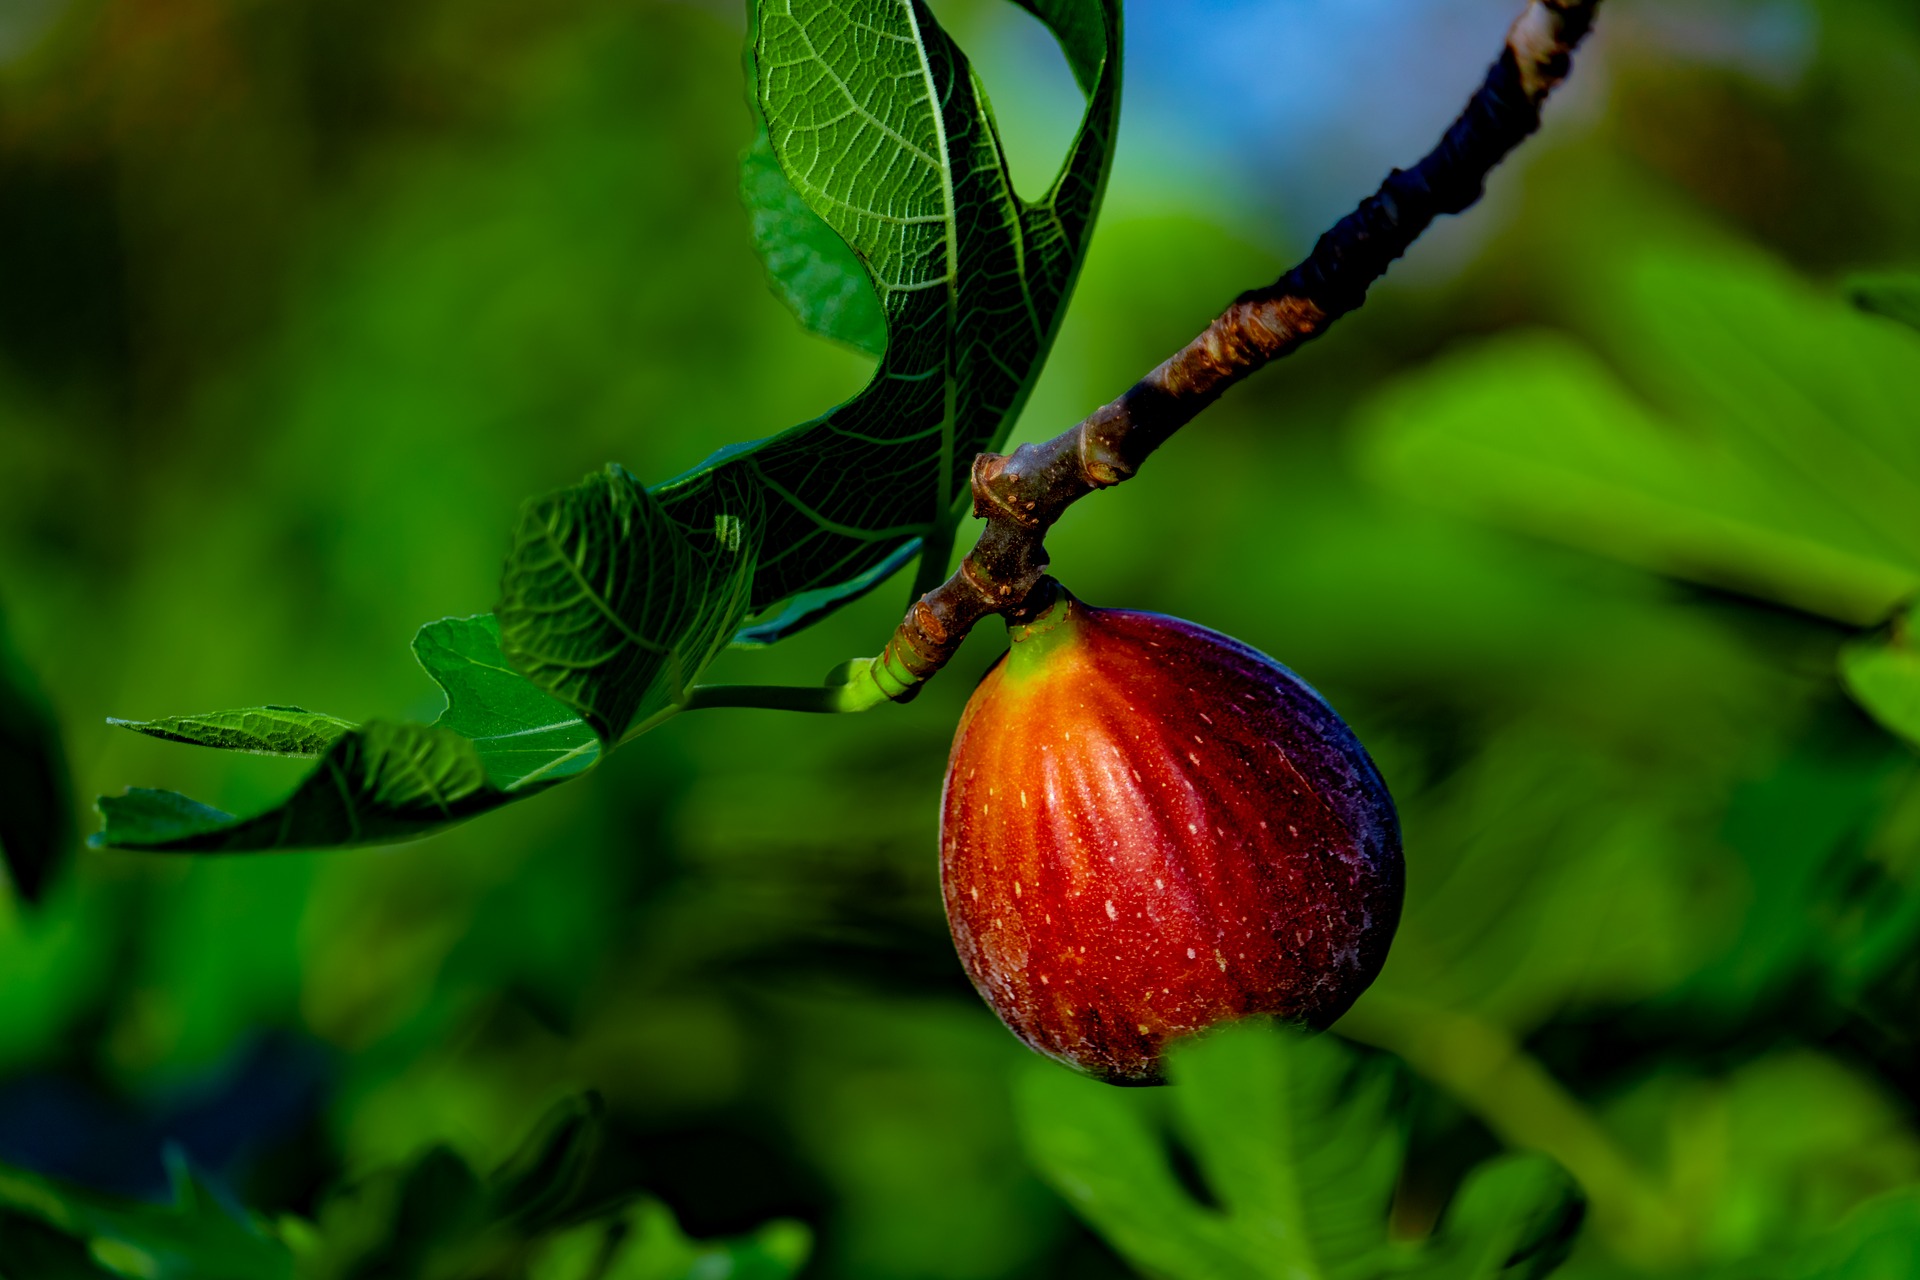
940;591;1402;1084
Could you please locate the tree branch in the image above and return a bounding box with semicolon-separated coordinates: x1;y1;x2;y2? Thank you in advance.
703;0;1603;714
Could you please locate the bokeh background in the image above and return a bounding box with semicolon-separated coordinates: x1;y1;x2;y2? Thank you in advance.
2;0;1918;1274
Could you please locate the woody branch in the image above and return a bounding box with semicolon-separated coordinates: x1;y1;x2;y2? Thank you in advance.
832;0;1605;705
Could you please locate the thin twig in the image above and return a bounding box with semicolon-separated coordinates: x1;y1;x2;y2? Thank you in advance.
823;0;1602;707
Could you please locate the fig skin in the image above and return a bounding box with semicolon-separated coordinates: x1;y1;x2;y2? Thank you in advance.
940;592;1402;1085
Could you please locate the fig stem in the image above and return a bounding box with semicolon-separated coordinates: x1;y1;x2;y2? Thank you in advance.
821;0;1605;705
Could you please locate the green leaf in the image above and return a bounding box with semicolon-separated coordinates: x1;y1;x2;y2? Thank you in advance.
1017;1020;1584;1280
94;721;514;853
108;706;354;757
486;1093;604;1235
1403;1156;1585;1280
103;0;1122;850
0;607;74;902
0;1097;802;1280
1848;272;1920;334
1358;248;1920;627
1842;601;1920;751
1720;1189;1920;1279
533;1200;811;1280
741;121;888;357
414;613;601;787
498;464;761;744
95;614;594;852
730;535;922;649
587;0;1121;660
0;1151;295;1280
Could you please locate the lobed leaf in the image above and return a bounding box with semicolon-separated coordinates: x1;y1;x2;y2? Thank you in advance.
665;0;1123;639
1017;1020;1585;1280
414;613;601;787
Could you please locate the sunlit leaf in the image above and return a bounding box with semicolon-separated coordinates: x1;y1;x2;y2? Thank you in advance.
0;608;73;902
1017;1019;1584;1280
1359;249;1920;627
108;706;354;757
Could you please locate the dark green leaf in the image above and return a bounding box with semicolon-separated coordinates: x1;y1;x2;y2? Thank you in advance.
1017;1019;1584;1280
287;1091;804;1280
95;721;512;852
657;0;1122;636
0;1151;295;1280
740;122;887;357
94;616;595;851
108;706;354;757
730;536;921;648
488;1094;604;1234
498;464;761;744
0;607;73;902
1847;273;1920;334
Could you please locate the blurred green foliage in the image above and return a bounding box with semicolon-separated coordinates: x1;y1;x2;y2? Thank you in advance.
2;0;1919;1277
0;1095;810;1279
1021;1021;1583;1280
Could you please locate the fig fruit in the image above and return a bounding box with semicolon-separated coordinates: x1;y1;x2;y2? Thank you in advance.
940;591;1402;1084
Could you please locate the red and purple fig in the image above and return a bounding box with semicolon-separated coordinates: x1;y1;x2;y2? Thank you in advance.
940;591;1402;1084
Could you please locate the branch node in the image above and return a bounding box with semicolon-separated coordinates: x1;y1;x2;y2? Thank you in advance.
971;452;1044;528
